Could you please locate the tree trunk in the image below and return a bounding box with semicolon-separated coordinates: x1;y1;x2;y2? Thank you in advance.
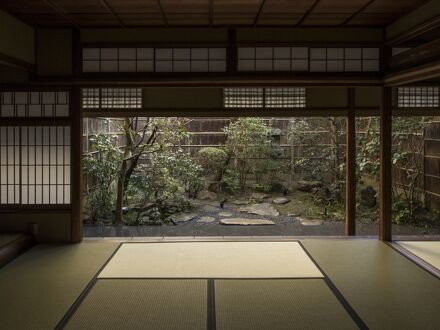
114;118;134;225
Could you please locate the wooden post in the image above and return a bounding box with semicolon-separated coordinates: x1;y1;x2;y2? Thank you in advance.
380;87;392;241
70;29;83;243
227;29;237;74
345;88;356;236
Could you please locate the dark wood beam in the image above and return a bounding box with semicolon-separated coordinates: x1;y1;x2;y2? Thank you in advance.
70;86;83;243
253;0;268;27
345;88;356;236
385;58;440;86
43;0;79;27
100;0;125;27
386;15;440;46
154;0;169;27
209;0;214;26
297;0;320;27
0;52;34;71
380;87;392;241
341;0;376;26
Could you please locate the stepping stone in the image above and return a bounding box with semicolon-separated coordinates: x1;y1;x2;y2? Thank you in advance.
232;199;249;205
201;205;220;213
197;216;216;223
250;192;271;202
238;203;280;217
218;212;233;217
170;213;197;222
220;218;275;226
299;218;324;226
272;197;290;205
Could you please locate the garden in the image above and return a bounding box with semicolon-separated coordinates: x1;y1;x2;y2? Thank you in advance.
82;116;440;236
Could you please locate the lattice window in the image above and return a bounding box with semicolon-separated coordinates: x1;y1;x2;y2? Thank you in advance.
265;88;306;108
0;127;20;204
0;126;71;205
224;88;306;108
0;91;69;117
310;48;380;72
81;88;142;109
82;47;227;73
224;88;264;108
397;87;440;108
238;47;309;72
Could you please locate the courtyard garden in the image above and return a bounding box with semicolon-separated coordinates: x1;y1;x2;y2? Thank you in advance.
82;116;440;236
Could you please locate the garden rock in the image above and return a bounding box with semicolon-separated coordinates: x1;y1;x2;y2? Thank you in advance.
238;203;280;217
220;218;275;225
197;216;216;223
297;180;323;192
169;213;197;222
250;192;270;202
360;186;377;208
201;204;220;213
232;199;249;205
299;218;324;226
218;211;233;217
272;197;290;205
197;190;217;200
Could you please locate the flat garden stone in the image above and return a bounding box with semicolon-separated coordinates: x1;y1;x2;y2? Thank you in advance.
218;212;233;217
238;203;280;217
250;192;271;202
220;218;275;226
272;197;290;205
170;213;197;222
232;199;249;205
299;218;324;226
197;216;216;223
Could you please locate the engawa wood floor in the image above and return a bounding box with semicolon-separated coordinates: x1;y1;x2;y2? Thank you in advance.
0;238;439;330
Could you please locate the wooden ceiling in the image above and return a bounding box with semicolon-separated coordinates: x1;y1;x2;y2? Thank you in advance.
0;0;432;28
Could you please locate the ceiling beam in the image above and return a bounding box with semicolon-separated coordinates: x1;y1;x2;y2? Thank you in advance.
386;15;440;46
43;0;79;27
100;0;125;27
340;0;376;26
253;0;268;27
385;58;440;86
154;0;169;27
297;0;320;27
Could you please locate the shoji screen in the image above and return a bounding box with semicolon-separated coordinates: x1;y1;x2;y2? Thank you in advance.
0;90;72;207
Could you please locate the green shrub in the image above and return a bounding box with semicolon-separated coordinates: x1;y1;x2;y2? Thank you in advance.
222;168;240;194
196;147;228;178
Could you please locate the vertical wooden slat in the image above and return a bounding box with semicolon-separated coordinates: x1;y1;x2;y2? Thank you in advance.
380;87;392;241
345;88;356;236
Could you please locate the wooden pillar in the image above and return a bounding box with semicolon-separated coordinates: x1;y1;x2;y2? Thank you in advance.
380;87;392;241
345;88;356;236
70;29;83;243
227;29;237;74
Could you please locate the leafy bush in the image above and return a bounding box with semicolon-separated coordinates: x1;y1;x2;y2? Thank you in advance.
224;118;272;191
196;147;228;178
222;168;240;194
83;134;122;222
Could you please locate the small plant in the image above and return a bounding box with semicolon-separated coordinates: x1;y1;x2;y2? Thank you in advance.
222;168;241;194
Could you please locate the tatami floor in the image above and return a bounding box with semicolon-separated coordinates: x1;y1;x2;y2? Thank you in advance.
0;238;439;330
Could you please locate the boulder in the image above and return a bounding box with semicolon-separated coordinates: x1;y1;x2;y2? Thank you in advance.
197;190;217;201
297;180;323;192
250;192;271;202
272;197;290;205
220;218;275;226
238;203;280;217
231;199;249;205
360;186;377;208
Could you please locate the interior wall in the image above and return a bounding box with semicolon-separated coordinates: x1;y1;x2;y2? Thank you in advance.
0;10;35;65
0;64;29;83
36;29;72;76
0;213;71;242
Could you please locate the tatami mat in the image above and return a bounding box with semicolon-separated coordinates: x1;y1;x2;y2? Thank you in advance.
0;243;118;330
302;239;440;329
65;279;207;330
0;234;22;248
215;279;357;330
98;241;323;278
398;241;440;270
